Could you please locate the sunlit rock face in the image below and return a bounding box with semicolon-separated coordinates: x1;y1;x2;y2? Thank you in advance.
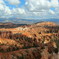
17;27;29;31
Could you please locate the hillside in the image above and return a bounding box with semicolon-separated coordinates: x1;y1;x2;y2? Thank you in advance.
0;22;59;59
35;22;57;26
0;22;28;28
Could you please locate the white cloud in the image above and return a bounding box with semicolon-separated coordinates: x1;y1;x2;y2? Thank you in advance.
6;0;20;5
0;4;4;10
49;9;55;14
25;0;50;12
5;7;12;15
0;0;59;20
51;0;59;7
25;0;59;12
0;0;5;4
12;8;26;15
0;0;26;18
0;0;12;17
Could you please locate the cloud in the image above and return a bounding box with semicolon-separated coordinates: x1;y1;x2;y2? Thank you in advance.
0;0;5;4
0;0;12;18
6;0;20;5
0;0;25;18
49;9;55;14
12;8;26;14
0;0;59;20
25;0;59;12
51;0;59;7
25;0;50;12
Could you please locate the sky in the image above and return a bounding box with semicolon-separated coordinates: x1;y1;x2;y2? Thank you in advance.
0;0;59;20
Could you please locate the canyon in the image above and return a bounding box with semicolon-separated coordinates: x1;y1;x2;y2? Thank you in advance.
0;22;59;59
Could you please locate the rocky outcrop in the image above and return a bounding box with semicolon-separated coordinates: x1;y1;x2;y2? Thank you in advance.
0;31;12;39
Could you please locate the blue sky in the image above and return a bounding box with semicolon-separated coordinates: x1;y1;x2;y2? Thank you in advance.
0;0;59;20
50;8;55;11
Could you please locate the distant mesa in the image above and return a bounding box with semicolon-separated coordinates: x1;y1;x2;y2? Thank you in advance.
34;21;57;26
